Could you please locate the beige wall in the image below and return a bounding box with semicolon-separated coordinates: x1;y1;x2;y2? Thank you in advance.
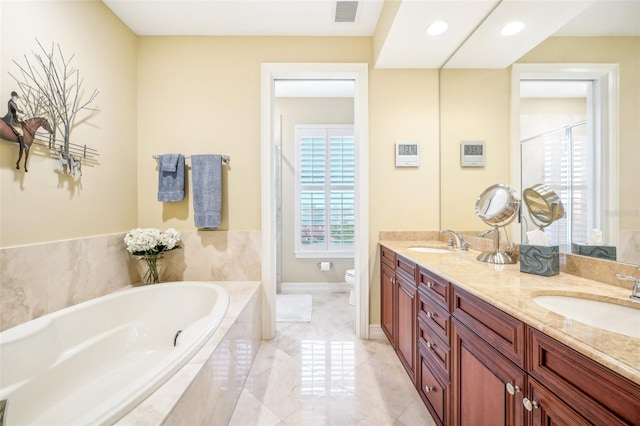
0;0;138;247
276;97;354;283
135;36;372;231
439;69;511;232
369;69;441;321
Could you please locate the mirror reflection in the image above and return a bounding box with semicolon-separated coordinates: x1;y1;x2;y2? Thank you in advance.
439;13;638;266
522;183;565;229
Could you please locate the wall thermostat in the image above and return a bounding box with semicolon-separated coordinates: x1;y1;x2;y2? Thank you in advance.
460;140;486;167
395;141;420;167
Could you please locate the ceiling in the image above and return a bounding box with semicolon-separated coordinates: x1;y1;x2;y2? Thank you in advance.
103;0;640;69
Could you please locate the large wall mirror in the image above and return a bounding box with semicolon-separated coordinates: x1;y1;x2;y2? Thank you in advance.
439;6;639;266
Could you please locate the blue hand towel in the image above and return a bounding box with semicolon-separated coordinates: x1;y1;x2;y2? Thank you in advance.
191;154;222;229
161;154;179;172
157;154;185;202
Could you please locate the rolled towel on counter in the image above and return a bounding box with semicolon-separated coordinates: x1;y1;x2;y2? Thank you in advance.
157;154;185;202
191;154;222;229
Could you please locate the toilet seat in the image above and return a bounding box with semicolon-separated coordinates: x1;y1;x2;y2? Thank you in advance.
345;269;355;305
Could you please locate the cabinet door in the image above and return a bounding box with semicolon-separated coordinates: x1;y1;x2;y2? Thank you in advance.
527;327;639;425
527;377;590;426
397;275;417;383
452;319;526;426
381;263;396;344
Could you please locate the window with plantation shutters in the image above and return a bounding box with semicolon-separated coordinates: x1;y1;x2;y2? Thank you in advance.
295;125;355;257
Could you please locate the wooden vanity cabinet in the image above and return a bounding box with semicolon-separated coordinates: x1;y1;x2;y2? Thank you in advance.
527;327;640;425
380;246;418;383
452;319;527;426
380;247;396;344
452;287;527;426
452;286;526;369
379;247;640;426
419;343;451;426
395;255;418;383
452;285;640;426
417;266;452;426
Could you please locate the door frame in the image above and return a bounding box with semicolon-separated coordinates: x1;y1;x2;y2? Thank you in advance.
510;63;619;246
260;63;370;339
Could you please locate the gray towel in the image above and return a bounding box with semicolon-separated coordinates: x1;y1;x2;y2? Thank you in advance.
157;154;185;202
161;154;179;172
191;154;222;229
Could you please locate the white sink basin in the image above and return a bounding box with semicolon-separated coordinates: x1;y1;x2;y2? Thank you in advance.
533;295;640;338
407;247;452;254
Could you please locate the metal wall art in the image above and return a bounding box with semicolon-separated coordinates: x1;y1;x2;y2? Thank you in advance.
1;39;99;174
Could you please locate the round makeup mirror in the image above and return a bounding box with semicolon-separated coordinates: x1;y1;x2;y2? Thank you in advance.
475;184;520;264
523;183;565;229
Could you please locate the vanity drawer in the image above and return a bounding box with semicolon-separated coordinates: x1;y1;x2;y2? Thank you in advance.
418;266;451;311
528;328;640;425
419;351;449;426
452;286;525;369
418;290;450;344
419;317;451;377
396;254;416;282
381;246;396;269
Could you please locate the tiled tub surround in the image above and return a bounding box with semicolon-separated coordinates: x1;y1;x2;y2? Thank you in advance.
0;230;261;332
0;233;132;332
379;240;640;386
116;281;262;426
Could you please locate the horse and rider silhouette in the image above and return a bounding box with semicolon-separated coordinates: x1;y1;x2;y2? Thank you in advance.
0;91;54;172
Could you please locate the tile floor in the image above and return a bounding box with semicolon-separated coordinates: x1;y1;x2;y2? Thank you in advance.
228;292;437;425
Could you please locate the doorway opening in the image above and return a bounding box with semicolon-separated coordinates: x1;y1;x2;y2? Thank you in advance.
261;63;370;340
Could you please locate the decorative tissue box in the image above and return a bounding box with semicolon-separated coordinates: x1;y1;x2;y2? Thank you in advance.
571;243;617;261
520;244;559;277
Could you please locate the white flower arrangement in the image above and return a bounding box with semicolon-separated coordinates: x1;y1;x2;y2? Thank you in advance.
124;227;182;256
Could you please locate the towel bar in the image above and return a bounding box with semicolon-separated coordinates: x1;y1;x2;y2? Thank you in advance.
152;155;230;165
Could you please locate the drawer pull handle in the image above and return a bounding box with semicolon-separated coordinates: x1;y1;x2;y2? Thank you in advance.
426;311;434;318
426;341;435;350
391;277;396;284
505;383;520;395
424;386;434;393
426;281;434;288
523;398;539;411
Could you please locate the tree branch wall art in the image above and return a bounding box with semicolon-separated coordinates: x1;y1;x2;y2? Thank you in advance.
1;39;99;174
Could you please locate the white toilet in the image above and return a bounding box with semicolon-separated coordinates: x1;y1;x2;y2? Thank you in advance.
345;269;356;306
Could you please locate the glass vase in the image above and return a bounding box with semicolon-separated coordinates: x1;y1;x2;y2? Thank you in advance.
136;254;166;285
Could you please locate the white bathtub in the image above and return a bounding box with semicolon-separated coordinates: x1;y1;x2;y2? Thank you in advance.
0;281;229;426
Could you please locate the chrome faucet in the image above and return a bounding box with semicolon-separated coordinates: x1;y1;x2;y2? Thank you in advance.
616;267;640;301
440;229;469;250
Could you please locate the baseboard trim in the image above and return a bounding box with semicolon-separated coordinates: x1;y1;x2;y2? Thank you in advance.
368;324;386;340
280;282;350;294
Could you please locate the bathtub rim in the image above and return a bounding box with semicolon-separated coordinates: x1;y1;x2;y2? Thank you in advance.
0;281;230;426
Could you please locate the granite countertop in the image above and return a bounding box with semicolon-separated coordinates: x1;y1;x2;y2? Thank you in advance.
379;240;640;385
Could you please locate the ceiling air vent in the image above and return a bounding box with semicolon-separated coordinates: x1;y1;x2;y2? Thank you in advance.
335;1;358;23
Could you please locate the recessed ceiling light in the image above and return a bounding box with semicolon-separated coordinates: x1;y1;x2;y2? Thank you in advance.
426;21;448;36
500;21;525;36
